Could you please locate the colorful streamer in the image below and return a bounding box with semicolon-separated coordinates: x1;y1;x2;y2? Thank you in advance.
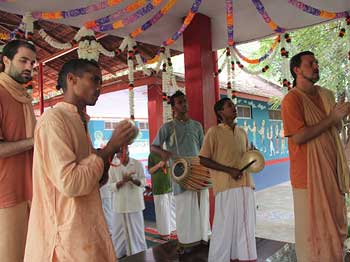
85;0;151;29
162;0;202;46
287;0;349;19
233;35;280;64
32;0;123;20
130;0;177;38
226;0;234;46
91;0;164;32
250;0;286;33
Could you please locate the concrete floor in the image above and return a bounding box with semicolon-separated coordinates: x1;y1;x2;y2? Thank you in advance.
255;181;295;243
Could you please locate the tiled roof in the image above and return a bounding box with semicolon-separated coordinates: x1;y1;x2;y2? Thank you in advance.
221;70;284;99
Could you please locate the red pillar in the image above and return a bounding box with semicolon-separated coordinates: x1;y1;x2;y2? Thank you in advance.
38;62;44;115
183;13;217;227
183;13;217;132
213;51;220;102
147;84;163;144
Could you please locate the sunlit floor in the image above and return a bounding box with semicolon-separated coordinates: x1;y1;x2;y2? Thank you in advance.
255;181;295;243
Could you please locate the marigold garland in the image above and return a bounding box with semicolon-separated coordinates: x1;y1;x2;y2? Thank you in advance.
85;0;150;29
233;35;280;64
130;0;177;38
32;0;123;20
251;0;286;33
287;0;349;19
91;0;164;32
162;0;202;46
226;0;234;46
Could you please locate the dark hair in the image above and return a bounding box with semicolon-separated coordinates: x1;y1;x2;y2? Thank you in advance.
1;40;36;69
57;59;100;92
290;51;314;87
169;90;185;107
214;97;232;123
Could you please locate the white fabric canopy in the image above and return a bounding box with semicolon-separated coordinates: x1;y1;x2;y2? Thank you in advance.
0;0;349;50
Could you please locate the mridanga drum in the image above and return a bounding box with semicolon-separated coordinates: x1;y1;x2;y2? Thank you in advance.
171;157;211;191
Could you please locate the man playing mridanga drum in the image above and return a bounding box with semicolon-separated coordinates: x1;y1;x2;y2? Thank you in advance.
151;90;211;254
199;97;258;262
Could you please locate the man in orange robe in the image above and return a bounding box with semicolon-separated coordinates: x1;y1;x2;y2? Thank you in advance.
0;40;36;262
24;59;136;262
281;51;350;262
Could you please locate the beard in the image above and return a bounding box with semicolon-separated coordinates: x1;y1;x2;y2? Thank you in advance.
8;65;32;84
302;71;319;84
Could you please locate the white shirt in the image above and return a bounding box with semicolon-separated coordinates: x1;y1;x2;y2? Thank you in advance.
108;157;146;213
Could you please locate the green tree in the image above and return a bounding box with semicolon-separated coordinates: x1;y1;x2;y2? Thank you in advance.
239;19;350;96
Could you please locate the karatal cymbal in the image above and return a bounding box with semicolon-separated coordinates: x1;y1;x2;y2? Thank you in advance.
240;150;265;173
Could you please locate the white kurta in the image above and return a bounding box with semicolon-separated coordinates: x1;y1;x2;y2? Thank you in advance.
208;187;257;262
108;157;147;257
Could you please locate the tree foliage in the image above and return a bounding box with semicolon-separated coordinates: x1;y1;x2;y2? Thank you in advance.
239;19;350;96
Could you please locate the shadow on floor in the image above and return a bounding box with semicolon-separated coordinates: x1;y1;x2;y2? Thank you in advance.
120;237;293;262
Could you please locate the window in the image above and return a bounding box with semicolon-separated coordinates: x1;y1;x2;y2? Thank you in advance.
104;121;119;130
138;122;149;130
268;110;281;120
237;105;252;119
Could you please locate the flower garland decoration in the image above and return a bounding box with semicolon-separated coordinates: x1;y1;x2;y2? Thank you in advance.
226;48;234;98
10;12;36;43
226;0;234;46
134;0;200;65
116;36;153;120
38;29;72;50
0;32;10;41
85;0;150;29
213;50;227;77
75;27;115;61
280;33;292;92
152;47;177;122
32;0;124;20
130;0;177;38
250;0;286;33
233;35;280;64
162;0;202;46
91;0;164;32
287;0;349;19
230;45;279;75
160;48;171;122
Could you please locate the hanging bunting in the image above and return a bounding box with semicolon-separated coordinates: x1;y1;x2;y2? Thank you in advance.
130;0;177;38
287;0;349;19
162;0;202;46
89;0;163;32
233;35;280;64
226;0;234;46
85;0;150;29
32;0;123;20
250;0;286;33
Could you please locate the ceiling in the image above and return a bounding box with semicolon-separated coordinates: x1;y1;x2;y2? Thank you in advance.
0;0;349;51
0;9;179;101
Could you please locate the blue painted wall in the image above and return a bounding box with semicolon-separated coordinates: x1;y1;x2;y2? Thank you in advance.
234;97;290;190
235;98;289;161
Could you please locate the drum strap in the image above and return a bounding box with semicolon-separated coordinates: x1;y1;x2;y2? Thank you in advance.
171;120;180;155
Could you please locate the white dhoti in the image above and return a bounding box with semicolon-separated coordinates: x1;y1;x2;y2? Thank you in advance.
208;187;257;262
101;196;114;234
113;211;147;258
175;189;211;246
154;192;176;237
